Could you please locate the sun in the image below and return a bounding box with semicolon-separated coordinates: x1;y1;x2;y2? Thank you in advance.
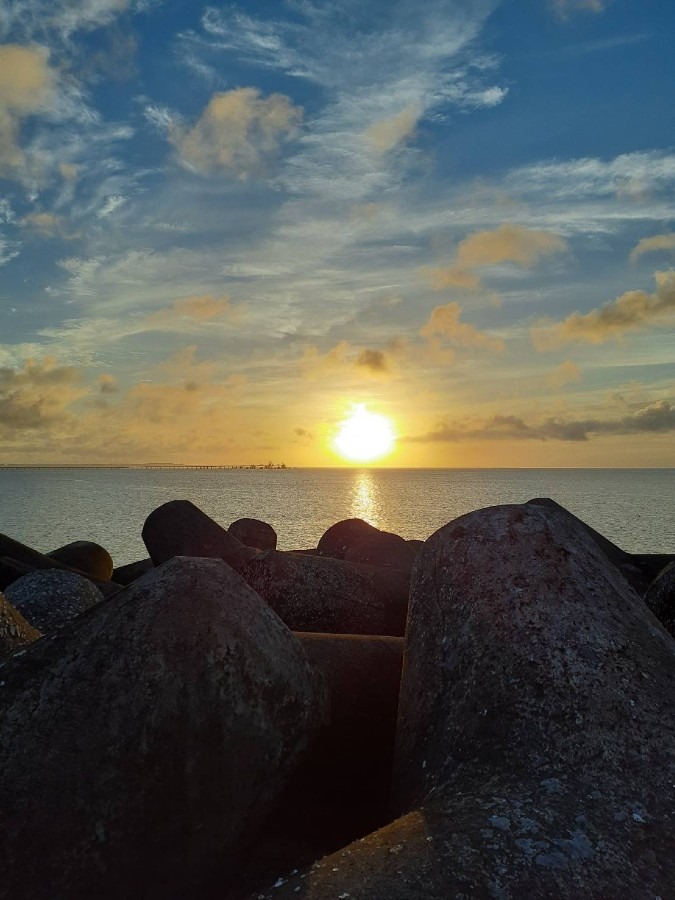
333;404;395;462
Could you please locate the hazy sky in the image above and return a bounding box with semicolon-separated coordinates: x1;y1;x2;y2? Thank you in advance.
1;0;674;466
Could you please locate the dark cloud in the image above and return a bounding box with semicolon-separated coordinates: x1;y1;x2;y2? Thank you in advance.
406;400;675;444
294;427;314;442
355;348;389;373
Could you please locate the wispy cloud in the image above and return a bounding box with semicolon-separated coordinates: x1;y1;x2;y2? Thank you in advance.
0;0;148;42
550;0;609;22
144;293;245;327
532;270;675;348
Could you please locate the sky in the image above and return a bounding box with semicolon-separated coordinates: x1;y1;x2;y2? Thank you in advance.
1;0;674;467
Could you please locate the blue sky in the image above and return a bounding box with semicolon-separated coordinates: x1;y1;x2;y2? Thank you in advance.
1;0;674;465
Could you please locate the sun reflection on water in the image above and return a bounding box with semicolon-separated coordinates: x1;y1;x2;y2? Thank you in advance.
350;471;381;527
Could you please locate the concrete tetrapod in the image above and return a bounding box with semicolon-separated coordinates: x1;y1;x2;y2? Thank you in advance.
0;556;324;900
260;503;675;899
142;499;257;571
241;549;409;636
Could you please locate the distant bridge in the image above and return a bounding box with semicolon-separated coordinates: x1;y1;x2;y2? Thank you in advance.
0;463;289;471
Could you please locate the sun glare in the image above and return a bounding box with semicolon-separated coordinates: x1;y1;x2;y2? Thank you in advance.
334;404;395;462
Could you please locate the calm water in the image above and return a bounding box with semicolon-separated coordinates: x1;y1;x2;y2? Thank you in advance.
0;468;673;566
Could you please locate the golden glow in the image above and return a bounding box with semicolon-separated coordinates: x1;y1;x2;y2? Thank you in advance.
334;404;395;462
350;472;380;525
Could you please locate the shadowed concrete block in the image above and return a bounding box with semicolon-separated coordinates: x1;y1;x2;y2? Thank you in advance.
258;503;675;899
645;561;675;638
0;533;120;595
46;541;114;581
316;518;381;560
226;634;403;898
142;499;257;571
241;549;409;636
229;518;277;551
5;569;103;633
0;556;324;900
112;557;154;586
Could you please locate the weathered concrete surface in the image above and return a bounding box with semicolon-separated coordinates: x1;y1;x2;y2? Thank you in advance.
46;540;114;581
229;517;277;551
0;592;41;660
260;503;675;899
240;550;409;636
344;531;420;573
0;556;324;900
527;497;674;595
225;634;403;899
645;561;675;638
5;569;103;632
142;499;257;571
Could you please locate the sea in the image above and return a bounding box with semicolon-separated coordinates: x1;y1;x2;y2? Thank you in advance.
1;467;673;567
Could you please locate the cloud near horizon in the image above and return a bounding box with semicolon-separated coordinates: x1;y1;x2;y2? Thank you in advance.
427;224;568;293
532;269;675;348
406;399;675;444
169;87;303;178
0;356;85;432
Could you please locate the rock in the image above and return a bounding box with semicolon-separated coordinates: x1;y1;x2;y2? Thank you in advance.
4;569;103;633
112;557;154;586
46;540;114;581
344;531;419;573
0;532;119;595
527;497;674;594
0;593;41;660
262;503;675;899
240;550;409;636
0;556;324;900
316;518;380;560
645;561;675;637
228;517;277;551
142;499;256;571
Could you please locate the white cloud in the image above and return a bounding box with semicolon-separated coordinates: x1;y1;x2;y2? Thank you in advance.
97;194;128;218
143;103;172;132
